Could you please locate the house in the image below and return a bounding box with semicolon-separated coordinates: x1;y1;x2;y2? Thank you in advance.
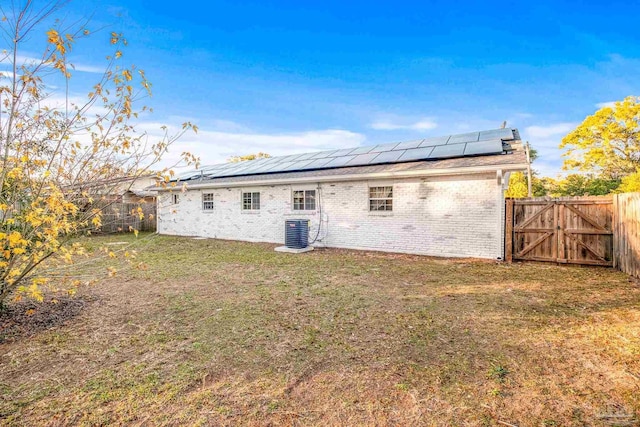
68;174;160;233
154;128;529;259
66;174;159;203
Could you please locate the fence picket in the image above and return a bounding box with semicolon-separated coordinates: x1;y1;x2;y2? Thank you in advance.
614;193;640;279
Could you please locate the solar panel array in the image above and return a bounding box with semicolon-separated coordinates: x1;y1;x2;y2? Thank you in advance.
178;128;516;181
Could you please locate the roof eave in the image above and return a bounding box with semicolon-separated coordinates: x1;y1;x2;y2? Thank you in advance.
152;162;529;191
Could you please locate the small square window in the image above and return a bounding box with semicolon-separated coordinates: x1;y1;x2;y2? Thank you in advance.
172;194;179;204
202;193;214;210
293;190;316;211
369;186;393;211
242;192;260;210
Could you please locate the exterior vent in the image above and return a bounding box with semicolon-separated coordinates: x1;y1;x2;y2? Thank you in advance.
285;219;309;249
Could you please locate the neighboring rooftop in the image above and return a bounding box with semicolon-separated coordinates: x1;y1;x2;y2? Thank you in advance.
177;127;524;182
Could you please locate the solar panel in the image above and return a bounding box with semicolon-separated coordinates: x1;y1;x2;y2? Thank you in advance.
178;171;203;180
329;148;357;157
372;150;405;164
235;160;274;175
282;160;314;171
309;150;338;159
173;127;516;181
371;142;401;152
349;146;374;155
273;154;303;163
429;143;466;159
463;139;504;156
394;139;423;150
324;155;357;167
293;152;318;161
419;136;450;147
447;132;479;145
398;147;435;162
347;152;381;166
478;128;513;141
304;157;334;169
261;161;296;173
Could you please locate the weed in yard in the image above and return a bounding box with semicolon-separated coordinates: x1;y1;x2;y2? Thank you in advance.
487;364;510;382
395;383;410;392
267;400;281;412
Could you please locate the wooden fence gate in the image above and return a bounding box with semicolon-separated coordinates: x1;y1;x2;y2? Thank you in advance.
505;196;614;266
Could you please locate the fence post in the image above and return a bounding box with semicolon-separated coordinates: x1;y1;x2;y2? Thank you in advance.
613;194;618;269
505;198;514;262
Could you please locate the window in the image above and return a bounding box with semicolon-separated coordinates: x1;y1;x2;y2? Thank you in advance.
202;193;214;210
242;192;260;210
172;194;179;204
293;190;316;211
369;186;393;211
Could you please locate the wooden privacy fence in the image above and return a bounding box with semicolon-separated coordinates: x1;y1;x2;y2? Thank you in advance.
97;202;156;233
614;193;640;278
505;193;640;278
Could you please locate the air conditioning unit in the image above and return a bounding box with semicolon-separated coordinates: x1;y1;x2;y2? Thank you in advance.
284;219;310;249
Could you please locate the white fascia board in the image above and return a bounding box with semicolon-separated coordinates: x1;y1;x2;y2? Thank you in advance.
152;163;529;191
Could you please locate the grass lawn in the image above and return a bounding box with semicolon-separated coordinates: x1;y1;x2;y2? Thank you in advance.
1;234;639;426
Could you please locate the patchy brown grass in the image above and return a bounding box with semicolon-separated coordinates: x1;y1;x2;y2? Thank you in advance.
1;234;639;426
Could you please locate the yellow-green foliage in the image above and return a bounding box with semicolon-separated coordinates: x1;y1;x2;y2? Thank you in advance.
228;152;271;163
560;96;640;176
506;172;623;198
505;172;555;198
0;3;196;304
550;174;621;197
505;172;529;198
617;169;640;193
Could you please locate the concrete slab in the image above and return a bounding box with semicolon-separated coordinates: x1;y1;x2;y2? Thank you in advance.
274;246;314;254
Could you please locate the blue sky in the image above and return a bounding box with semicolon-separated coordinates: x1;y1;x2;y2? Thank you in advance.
6;0;640;175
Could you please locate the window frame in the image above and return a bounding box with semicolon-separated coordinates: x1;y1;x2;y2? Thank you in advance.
202;192;215;211
369;186;393;212
242;191;261;210
292;189;316;211
171;193;179;205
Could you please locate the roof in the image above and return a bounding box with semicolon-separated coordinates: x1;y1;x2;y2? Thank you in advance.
65;173;158;192
125;189;157;198
160;128;527;189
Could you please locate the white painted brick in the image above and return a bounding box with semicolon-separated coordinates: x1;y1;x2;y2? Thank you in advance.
157;173;505;259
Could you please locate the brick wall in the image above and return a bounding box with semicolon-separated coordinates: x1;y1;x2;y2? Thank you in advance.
157;173;504;259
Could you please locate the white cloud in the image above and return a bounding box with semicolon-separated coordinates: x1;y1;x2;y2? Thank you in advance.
370;118;437;131
69;63;105;74
595;101;616;109
525;123;576;141
35;94;111;116
134;122;367;169
2;54;105;74
167;118;249;133
521;122;580;178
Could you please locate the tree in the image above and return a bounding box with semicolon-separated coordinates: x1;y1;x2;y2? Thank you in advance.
504;172;551;198
560;96;640;177
617;169;640;193
228;152;271;162
551;174;620;197
0;2;197;306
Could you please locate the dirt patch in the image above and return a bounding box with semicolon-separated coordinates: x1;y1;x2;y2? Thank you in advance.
0;295;96;343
